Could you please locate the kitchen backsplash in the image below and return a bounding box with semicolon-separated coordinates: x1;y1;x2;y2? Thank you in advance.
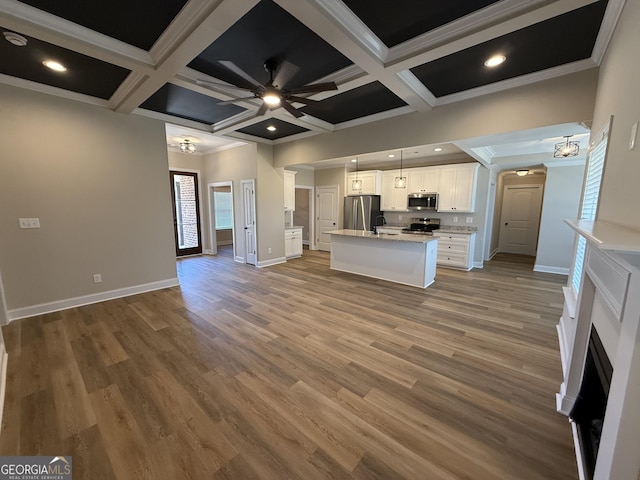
383;211;480;229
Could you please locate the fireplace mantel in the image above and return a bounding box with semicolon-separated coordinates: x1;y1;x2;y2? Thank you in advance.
557;219;640;480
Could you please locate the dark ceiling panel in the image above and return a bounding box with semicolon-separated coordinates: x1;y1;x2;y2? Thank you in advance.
0;27;129;99
343;0;500;48
140;84;246;124
236;118;309;140
411;0;608;97
301;81;407;124
189;0;352;91
17;0;188;50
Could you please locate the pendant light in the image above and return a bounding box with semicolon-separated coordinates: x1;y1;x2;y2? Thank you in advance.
352;157;362;191
554;135;579;158
394;150;406;188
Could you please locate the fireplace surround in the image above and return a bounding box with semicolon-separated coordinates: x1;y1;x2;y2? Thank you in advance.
557;219;640;480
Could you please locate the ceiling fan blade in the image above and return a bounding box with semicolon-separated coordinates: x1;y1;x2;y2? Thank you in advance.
287;95;321;105
219;60;263;88
287;81;337;95
195;79;252;92
273;61;299;89
282;101;304;118
217;96;256;105
255;102;269;116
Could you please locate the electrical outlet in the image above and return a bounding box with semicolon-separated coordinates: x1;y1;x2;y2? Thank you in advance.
398;215;403;221
466;217;473;223
93;274;102;283
453;216;458;223
268;247;272;254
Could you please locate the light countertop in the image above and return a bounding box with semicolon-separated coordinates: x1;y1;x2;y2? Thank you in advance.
285;226;304;230
328;229;438;244
437;226;478;234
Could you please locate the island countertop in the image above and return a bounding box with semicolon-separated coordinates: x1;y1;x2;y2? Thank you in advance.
328;229;439;244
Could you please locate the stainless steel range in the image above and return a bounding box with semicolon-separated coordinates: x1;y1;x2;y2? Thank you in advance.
401;218;440;235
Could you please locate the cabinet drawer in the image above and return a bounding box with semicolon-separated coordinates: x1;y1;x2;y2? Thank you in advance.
437;253;468;267
435;233;470;243
438;242;468;255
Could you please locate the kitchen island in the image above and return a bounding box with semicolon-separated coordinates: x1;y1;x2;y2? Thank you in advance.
328;229;439;288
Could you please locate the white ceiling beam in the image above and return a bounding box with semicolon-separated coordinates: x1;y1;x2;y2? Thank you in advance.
112;0;259;113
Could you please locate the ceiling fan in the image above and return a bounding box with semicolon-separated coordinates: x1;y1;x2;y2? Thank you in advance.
197;59;337;118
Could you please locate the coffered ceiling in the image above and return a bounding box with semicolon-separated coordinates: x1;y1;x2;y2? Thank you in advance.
0;0;621;145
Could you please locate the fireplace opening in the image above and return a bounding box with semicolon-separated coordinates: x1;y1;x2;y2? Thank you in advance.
570;326;613;480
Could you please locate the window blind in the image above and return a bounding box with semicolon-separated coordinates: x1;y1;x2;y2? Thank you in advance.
214;191;233;229
570;123;609;293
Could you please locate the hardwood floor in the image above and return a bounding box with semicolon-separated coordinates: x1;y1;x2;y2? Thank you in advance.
0;247;577;479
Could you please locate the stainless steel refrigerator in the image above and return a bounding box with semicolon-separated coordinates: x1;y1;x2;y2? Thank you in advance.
344;195;381;231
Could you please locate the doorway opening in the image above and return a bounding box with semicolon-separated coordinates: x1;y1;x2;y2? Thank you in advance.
293;186;314;250
170;170;202;257
209;182;235;258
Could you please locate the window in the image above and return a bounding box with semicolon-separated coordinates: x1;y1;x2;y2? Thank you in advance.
570;118;611;294
214;189;233;230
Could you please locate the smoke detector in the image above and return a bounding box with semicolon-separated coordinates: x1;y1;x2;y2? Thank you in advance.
3;31;28;47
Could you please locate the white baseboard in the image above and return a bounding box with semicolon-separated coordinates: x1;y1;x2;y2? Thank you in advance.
473;261;484;269
534;264;570;275
257;256;286;268
216;241;233;246
235;256;245;263
7;277;179;322
488;249;499;260
203;249;213;255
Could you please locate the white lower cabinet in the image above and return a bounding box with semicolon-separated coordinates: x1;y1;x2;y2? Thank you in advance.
433;232;475;270
285;228;303;259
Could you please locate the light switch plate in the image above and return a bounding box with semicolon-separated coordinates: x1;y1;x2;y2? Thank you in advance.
466;217;473;223
18;217;40;229
630;122;638;150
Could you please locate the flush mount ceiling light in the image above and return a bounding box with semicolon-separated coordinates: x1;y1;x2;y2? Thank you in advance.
351;158;357;163
388;154;395;158
43;60;67;72
394;150;407;189
554;135;580;157
434;147;443;152
3;31;28;47
484;54;506;68
516;169;529;176
266;125;277;132
352;157;362;191
179;139;196;153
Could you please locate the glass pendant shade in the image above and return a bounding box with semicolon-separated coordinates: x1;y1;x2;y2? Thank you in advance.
394;150;406;188
180;140;196;153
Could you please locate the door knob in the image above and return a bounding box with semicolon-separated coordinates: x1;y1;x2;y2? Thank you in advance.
504;222;509;226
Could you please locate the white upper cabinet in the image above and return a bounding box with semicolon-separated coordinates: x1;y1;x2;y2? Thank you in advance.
346;170;382;195
380;170;408;211
436;163;478;212
408;168;439;193
284;170;296;211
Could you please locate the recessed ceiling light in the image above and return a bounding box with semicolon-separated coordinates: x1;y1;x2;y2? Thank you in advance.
43;60;67;72
484;55;506;68
351;158;357;162
388;154;395;158
3;31;28;47
266;125;277;132
434;147;443;152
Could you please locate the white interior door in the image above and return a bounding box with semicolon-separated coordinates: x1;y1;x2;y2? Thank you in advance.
316;185;339;252
241;179;257;265
498;184;543;256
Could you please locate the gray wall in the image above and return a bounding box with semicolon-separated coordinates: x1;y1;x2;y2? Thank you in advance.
0;85;177;313
534;164;586;273
591;0;640;228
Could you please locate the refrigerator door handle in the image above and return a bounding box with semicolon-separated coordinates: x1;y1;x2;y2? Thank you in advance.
360;196;367;231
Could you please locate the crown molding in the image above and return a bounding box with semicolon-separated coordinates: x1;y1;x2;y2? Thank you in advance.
591;0;626;65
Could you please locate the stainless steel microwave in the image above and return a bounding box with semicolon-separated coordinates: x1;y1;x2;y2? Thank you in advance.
407;192;438;211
